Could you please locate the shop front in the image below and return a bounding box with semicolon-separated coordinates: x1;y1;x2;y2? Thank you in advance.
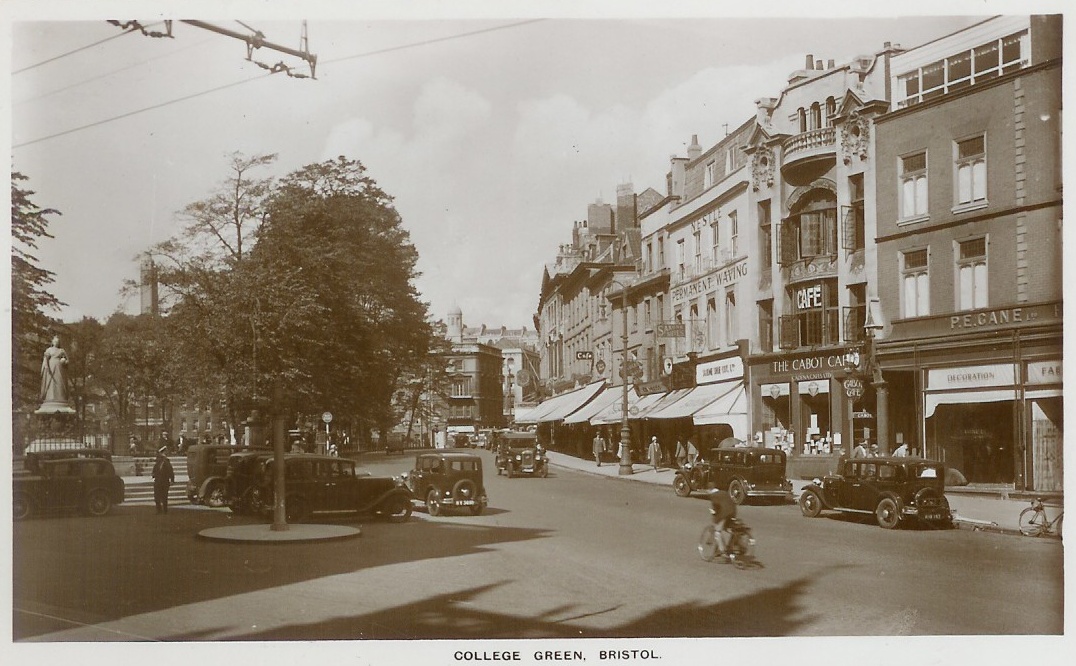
878;301;1063;492
749;346;867;480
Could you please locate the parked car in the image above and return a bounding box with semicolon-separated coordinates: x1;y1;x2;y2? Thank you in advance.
494;431;548;478
14;456;125;520
186;444;269;507
673;446;792;504
17;447;112;476
225;451;275;514
403;451;488;516
798;457;953;529
242;453;413;523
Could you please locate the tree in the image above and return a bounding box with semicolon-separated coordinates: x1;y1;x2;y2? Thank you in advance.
10;172;64;411
247;156;433;444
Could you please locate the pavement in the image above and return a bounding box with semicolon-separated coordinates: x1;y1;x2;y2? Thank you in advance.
542;450;1060;536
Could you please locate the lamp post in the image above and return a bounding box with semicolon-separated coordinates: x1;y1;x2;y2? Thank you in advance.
864;298;888;454
606;279;634;476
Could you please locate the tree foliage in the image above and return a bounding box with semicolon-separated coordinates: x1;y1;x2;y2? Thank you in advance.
10;172;64;411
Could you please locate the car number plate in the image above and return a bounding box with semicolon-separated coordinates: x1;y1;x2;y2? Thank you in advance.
921;512;945;521
457;499;475;505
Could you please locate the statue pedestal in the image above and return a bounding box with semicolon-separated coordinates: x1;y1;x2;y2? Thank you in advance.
35;402;77;415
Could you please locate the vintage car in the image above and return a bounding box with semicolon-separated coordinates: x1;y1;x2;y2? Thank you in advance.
495;431;548;478
403;451;488;516
225;451;275;514
798;457;953;529
673;446;792;504
14;456;125;520
186;444;269;507
242;453;413;523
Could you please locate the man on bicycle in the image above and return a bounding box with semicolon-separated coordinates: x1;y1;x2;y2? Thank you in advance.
709;489;737;555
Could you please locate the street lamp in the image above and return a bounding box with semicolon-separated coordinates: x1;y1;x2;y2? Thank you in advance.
605;279;634;476
864;298;888;454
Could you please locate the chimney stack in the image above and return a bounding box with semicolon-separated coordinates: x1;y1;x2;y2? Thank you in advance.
827;59;835;69
816;59;823;70
805;54;814;70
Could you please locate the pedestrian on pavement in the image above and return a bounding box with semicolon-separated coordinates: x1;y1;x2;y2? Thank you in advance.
675;439;687;468
686;437;699;465
593;432;605;467
870;443;881;457
151;446;175;514
893;442;909;457
852;441;868;458
648;435;662;470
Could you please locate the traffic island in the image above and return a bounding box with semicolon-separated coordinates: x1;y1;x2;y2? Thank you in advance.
197;523;361;544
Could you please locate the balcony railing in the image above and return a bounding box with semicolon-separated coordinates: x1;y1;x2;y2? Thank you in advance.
782;127;836;160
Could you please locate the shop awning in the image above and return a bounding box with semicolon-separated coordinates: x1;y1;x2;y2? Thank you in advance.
693;383;746;424
510;406;538;423
531;381;606;424
590;391;662;425
638;388;693;419
646;382;739;420
924;389;1017;418
564;386;634;424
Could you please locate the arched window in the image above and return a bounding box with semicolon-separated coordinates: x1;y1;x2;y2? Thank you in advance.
797;108;807;133
825;97;836;126
810;102;822;130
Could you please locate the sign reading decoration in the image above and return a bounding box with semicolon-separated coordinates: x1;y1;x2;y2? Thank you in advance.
927;364;1016;390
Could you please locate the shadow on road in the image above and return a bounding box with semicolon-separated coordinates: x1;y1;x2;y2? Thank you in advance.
199;572;831;641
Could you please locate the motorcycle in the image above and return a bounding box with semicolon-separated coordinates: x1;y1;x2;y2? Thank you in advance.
698;513;757;568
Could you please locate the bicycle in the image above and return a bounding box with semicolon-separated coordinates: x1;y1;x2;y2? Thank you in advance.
1018;497;1063;538
698;517;757;568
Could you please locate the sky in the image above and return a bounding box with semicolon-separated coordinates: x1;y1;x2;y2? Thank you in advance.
2;1;1059;333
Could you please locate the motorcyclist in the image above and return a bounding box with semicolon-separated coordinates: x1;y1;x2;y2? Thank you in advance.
708;489;737;555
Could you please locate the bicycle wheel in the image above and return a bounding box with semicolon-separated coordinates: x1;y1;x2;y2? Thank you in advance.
698;525;718;562
1018;507;1045;537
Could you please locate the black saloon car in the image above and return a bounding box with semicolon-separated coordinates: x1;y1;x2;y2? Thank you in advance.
798;457;953;529
673;445;792;504
495;431;548;478
14;456;125;520
404;451;488;516
243;454;413;523
187;444;269;507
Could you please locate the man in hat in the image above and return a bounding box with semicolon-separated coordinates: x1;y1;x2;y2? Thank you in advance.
152;446;175;514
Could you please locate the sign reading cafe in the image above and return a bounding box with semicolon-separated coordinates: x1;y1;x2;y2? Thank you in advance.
671;259;748;306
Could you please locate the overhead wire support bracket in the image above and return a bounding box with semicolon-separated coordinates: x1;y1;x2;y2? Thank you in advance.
179;19;317;79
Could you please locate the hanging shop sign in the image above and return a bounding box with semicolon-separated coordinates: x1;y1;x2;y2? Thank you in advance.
656;323;686;338
843;377;865;399
576;351;594;361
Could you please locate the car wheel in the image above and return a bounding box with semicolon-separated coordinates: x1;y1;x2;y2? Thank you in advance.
381;495;412;523
13;492;33;521
728;479;747;505
426;489;443;517
204;481;226;508
875;496;902;529
799;490;823;518
452;479;477;503
85;489;112;517
285;495;309;523
697;525;718;562
673;474;692;497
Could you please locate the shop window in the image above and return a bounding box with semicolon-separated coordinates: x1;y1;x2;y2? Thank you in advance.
956;237;988;310
901;248;930;317
955;134;987;206
900;151;928;220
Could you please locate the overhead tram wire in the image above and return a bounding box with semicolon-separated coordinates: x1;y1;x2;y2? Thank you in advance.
16;36;216;105
13;25;151;74
12;20;546;149
321;18;546;65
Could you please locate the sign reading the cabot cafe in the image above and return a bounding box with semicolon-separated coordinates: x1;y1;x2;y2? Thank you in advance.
769;351;857;382
670;259;748;306
695;356;744;385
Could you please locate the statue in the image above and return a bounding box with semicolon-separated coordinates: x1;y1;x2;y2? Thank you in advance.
38;334;74;413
